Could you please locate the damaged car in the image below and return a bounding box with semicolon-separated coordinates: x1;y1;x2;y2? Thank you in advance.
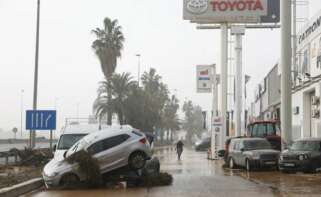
279;138;321;173
43;125;152;188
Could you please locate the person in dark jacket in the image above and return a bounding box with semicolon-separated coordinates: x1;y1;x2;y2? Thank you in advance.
176;140;184;160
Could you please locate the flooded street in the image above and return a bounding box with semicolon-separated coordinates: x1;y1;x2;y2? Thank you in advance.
25;147;321;197
26;147;274;197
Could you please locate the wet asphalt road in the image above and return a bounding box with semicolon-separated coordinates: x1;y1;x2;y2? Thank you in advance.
26;147;321;197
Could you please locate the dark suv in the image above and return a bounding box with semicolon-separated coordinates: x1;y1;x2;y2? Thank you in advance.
279;138;321;173
227;138;280;171
194;137;210;151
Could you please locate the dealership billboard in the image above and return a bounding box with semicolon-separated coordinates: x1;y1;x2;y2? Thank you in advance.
197;65;213;93
183;0;280;23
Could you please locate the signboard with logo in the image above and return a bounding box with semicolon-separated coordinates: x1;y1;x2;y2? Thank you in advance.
183;0;279;23
296;11;321;80
197;65;212;93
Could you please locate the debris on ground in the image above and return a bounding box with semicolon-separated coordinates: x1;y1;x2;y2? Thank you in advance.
141;172;173;187
64;151;172;189
9;148;53;166
66;150;102;187
0;165;41;188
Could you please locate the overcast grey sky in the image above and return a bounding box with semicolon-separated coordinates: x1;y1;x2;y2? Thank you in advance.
0;0;321;138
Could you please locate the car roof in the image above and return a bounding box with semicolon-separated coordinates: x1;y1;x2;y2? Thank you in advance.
296;137;321;142
233;137;268;142
248;121;277;125
61;124;133;135
81;125;135;144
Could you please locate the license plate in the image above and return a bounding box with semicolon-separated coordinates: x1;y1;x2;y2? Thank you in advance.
284;163;295;167
265;161;276;165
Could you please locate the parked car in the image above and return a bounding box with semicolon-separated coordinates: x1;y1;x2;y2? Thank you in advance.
227;138;280;171
247;120;281;150
279;138;321;173
194;137;211;151
43;126;152;188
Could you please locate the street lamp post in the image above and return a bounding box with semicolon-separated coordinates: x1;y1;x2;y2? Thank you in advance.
136;54;141;87
31;0;41;148
20;89;24;139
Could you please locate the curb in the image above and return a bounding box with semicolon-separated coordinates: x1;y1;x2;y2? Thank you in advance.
0;178;43;197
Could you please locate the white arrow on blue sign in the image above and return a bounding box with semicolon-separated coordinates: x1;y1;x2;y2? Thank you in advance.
26;110;56;130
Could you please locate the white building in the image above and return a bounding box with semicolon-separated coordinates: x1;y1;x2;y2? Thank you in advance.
292;10;321;139
251;9;321;140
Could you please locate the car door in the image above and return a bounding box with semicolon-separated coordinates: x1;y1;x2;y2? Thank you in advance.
87;134;130;172
232;141;242;165
237;141;246;167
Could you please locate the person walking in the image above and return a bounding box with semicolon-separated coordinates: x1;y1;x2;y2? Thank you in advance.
176;140;184;160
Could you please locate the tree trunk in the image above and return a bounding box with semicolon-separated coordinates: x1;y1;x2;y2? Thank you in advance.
107;76;112;125
160;129;164;143
118;111;124;125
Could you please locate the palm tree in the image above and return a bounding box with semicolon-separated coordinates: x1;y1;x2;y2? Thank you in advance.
92;17;125;125
162;95;180;142
94;73;135;125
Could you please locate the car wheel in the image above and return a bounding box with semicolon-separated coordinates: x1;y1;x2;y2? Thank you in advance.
60;173;80;189
129;152;146;170
246;159;252;172
307;163;318;173
229;157;236;169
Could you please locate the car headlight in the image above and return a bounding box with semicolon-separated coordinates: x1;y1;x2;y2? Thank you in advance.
298;154;309;160
252;155;260;160
44;171;59;178
248;152;259;160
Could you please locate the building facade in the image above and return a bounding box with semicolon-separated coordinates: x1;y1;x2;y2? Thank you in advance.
251;9;321;140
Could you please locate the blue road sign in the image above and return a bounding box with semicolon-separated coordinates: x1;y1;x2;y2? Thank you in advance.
26;110;56;130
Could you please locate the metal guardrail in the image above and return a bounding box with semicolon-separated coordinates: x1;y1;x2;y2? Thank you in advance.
0;151;19;165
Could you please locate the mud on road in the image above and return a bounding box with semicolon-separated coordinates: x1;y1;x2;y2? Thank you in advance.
225;167;321;196
0;165;41;188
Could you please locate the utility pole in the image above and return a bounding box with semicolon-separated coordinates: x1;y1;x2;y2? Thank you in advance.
211;64;218;159
221;23;228;149
292;0;297;81
281;0;292;149
31;0;41;149
20;89;24;139
231;26;245;137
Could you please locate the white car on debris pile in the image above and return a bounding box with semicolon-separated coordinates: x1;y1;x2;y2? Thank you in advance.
43;125;152;188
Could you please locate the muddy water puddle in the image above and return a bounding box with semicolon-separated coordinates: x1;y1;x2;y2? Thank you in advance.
223;167;321;196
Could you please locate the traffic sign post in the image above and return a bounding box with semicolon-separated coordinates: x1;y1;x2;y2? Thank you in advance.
26;110;56;149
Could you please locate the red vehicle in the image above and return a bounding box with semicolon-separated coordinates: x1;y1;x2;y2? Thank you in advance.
246;121;281;151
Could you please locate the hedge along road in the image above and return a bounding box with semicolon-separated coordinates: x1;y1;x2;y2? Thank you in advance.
26;147;277;197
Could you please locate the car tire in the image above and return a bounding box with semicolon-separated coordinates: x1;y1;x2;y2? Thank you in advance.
129;152;146;170
307;163;318;173
60;173;80;189
246;159;252;172
229;157;236;169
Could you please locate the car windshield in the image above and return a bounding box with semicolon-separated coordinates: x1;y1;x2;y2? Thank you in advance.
250;123;276;137
57;134;87;150
290;141;321;151
244;140;272;150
